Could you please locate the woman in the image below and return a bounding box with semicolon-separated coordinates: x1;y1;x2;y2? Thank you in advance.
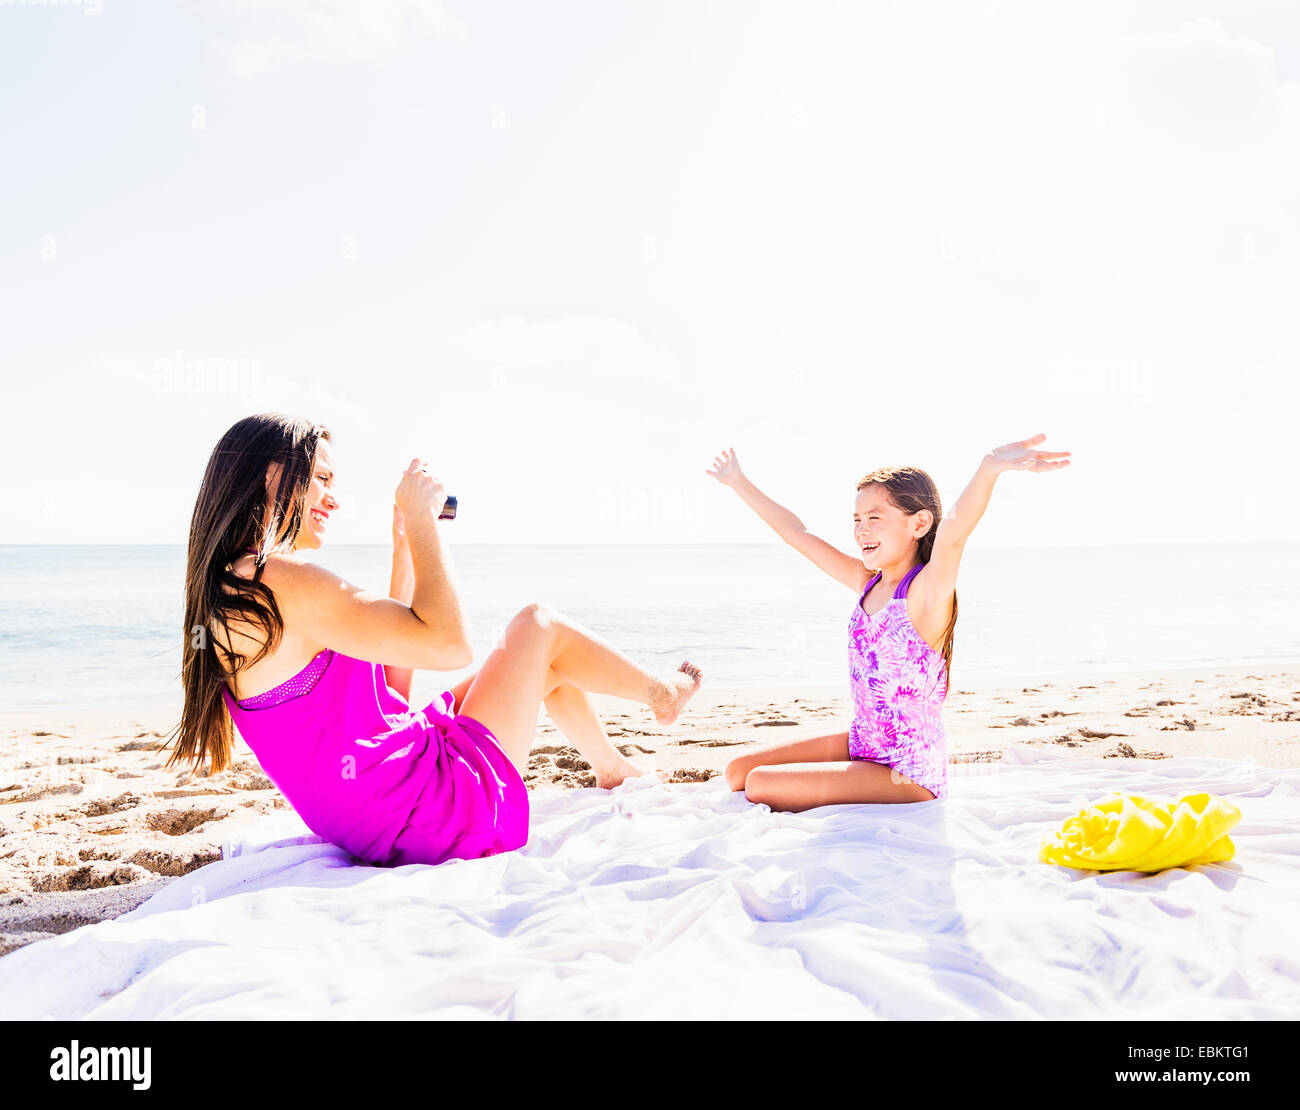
169;413;702;867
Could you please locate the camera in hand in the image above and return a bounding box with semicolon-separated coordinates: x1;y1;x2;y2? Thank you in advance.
439;495;457;520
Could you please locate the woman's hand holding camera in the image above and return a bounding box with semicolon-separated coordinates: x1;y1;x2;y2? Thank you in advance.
395;458;449;523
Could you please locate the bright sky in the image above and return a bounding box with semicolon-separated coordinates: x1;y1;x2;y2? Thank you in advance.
2;0;1295;547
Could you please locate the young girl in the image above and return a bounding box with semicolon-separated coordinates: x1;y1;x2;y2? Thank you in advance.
708;434;1070;810
169;413;702;868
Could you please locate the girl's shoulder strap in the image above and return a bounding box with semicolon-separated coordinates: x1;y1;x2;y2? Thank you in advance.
894;562;926;599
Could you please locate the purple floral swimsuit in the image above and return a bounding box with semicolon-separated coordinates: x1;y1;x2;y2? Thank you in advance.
847;561;949;800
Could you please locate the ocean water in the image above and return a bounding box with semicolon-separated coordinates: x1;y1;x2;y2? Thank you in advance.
0;543;1297;714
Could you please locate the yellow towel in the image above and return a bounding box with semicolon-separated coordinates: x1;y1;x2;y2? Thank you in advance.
1039;792;1242;872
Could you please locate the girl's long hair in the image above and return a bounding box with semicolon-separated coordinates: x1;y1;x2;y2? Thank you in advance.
856;465;958;691
166;413;330;774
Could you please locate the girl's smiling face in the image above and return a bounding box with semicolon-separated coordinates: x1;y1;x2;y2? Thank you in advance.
853;485;931;568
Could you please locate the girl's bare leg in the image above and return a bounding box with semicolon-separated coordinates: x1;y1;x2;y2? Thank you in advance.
724;730;934;807
743;760;936;810
723;731;851;791
458;603;701;771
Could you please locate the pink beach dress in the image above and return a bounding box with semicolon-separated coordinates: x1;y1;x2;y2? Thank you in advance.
223;649;529;867
847;561;950;800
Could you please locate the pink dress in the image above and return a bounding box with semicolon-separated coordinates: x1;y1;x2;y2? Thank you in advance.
222;649;529;867
847;562;949;799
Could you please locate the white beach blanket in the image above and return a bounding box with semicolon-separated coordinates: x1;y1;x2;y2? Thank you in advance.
1;746;1297;1020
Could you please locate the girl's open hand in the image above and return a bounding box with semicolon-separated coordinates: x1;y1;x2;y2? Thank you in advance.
984;433;1072;475
706;447;744;487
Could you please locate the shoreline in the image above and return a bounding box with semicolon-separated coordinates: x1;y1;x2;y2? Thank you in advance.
4;656;1296;729
2;660;1297;957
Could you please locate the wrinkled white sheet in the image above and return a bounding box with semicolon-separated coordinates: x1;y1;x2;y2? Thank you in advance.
2;746;1297;1020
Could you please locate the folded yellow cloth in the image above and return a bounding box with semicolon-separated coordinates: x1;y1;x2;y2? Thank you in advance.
1039;792;1242;872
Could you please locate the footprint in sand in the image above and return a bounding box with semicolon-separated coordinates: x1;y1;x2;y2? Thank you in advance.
1125;701;1188;717
225;770;274;791
667;768;718;782
31;862;155;893
672;738;746;748
524;746;598;789
1049;726;1128;746
117;738;167;752
1;784;83;805
552;754;591;772
77;793;141;818
1222;692;1271;715
1104;741;1170;760
124;846;222;876
146;807;222;836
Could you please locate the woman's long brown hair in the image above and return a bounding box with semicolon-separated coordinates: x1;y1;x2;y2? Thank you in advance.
856;465;958;691
165;413;330;774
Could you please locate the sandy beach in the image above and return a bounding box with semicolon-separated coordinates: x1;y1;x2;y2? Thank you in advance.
2;661;1296;958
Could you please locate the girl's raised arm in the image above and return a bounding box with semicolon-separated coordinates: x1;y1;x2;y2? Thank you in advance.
914;433;1072;619
706;447;870;592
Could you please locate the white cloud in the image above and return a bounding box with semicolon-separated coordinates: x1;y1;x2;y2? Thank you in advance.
210;0;467;76
1123;18;1290;147
444;314;690;388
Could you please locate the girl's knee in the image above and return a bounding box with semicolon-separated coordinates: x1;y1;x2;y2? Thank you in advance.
725;757;761;794
741;766;776;805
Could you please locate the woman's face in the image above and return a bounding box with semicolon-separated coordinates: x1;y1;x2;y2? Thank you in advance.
295;439;338;550
264;438;339;551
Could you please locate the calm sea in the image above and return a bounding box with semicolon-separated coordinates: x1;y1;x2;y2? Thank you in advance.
1;543;1297;714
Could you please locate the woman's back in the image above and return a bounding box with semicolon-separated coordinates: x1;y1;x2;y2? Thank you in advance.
218;551;329;702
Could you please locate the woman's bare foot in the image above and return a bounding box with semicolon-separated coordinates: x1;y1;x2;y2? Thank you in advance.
648;661;703;726
593;753;665;789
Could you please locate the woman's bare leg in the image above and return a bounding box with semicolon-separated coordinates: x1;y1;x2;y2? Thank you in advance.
451;664;653;787
458;603;702;770
723;731;851;791
542;677;652;788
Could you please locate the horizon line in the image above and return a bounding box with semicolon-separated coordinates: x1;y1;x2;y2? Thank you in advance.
0;539;1288;550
